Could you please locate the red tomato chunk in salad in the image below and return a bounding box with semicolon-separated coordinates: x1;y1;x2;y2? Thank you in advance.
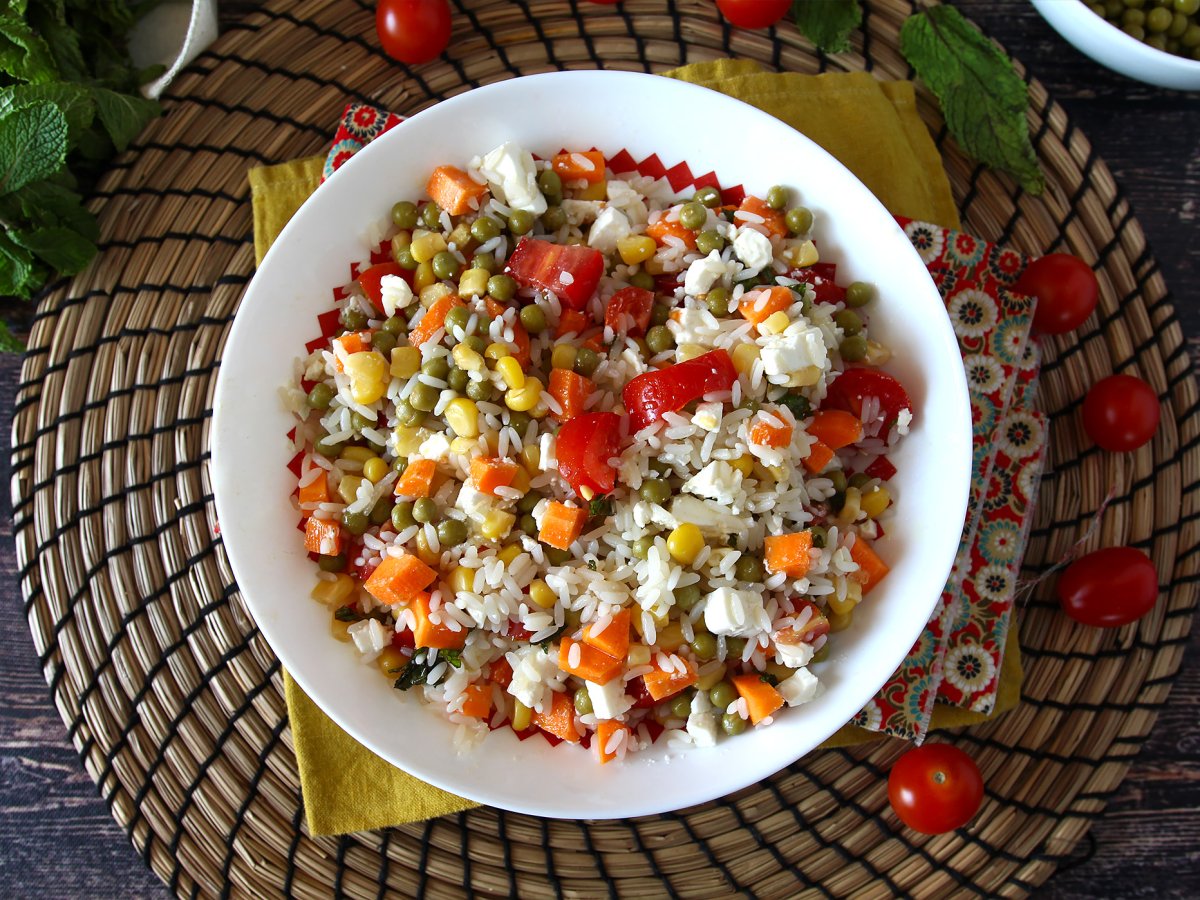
288;143;913;762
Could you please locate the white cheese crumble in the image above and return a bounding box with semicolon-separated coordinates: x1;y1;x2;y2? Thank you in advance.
777;667;821;707
685;688;719;747
378;274;413;319
732;226;774;271
682;460;743;507
683;250;730;296
587;206;632;254
703;586;769;637
586;679;633;720
478;142;546;215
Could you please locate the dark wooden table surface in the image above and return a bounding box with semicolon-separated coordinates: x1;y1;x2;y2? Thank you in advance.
2;2;1197;897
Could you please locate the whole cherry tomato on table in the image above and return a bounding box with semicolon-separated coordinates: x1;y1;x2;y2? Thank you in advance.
1082;374;1160;452
1014;253;1099;335
888;743;984;834
716;0;793;29
376;0;452;66
1057;546;1159;628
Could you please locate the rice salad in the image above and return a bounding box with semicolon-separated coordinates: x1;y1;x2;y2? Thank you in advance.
285;143;914;763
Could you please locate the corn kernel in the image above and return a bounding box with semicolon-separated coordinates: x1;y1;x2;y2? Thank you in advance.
458;267;490;298
449;565;476;594
340;446;376;464
415;529;440;565
630;607;668;640
827;578;859;616
372;646;405;676
390;230;411;260
731;342;760;375
410;231;447;263
695;663;727;692
788;366;823;387
343;351;388;405
414;260;437;292
480;509;515;541
452;343;484;371
363;457;390;484
337;475;364;504
484;342;510;360
626;644;652;667
496;356;525;390
656;622;685;652
420;282;453;308
760;310;791;335
667;523;705;566
450;436;478;454
550;344;577;371
444;397;480;438
393;426;426;457
330;618;353;642
511;700;532;732
837;486;862;526
642;255;666;275
767;464;789;484
729;454;753;477
498;544;523;566
520;444;541;474
448;222;473;250
864;339;891;367
390;346;421;378
785;239;819;268
617;234;657;265
860;486;891;519
505;376;543;412
310;573;355;606
676;342;707;362
828;608;853;633
528;579;556;609
577;179;607;201
507;470;529;498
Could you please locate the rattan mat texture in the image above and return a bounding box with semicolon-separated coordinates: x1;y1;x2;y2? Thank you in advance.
11;0;1198;896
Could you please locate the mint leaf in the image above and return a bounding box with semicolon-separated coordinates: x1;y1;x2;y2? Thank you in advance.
792;0;862;54
11;180;98;241
0;319;24;353
9;225;96;275
0;101;69;195
0;10;58;83
0;83;95;147
92;87;159;152
0;230;36;299
900;6;1044;195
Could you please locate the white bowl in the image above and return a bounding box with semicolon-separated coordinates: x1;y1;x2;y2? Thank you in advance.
1032;0;1200;91
211;71;971;820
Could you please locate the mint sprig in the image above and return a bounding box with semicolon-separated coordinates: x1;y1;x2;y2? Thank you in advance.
792;0;862;55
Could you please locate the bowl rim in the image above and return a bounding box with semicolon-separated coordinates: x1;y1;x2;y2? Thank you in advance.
211;69;973;818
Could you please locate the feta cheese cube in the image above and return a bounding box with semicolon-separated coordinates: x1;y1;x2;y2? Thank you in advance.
760;325;829;381
692;401;724;432
478;142;546;215
455;482;495;525
777;667;821;707
416;431;452;461
732;226;774;271
683;250;730;296
586;679;633;720
587;206;632;254
606;179;648;225
774;640;815;669
703;587;767;637
506;646;564;712
668;308;715;348
686;689;719;747
682;460;743;506
668;495;744;539
560;199;602;226
379;274;413;318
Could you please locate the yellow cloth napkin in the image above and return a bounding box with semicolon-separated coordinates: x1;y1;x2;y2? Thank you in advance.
249;62;1015;835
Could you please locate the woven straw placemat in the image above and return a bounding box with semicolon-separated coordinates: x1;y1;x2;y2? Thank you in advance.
11;0;1198;896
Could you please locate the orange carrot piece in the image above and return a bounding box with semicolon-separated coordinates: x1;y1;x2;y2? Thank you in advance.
408;294;464;349
556;308;591;338
595;720;631;765
803;438;835;473
332;330;375;372
395;458;437;497
470;456;519;495
411;591;468;649
298;472;329;505
484;298;532;367
303;517;342;556
551;150;606;184
737;285;794;326
849;538;890;594
425;165;489;216
643;657;697;702
538;501;589;550
764;532;814;578
749;418;794;449
548;367;593;422
731;674;785;724
807;409;863;450
532;690;582;743
559;635;624;685
646;216;698;250
459;683;492;719
582;607;631;662
364;553;438;607
735;195;788;238
489;657;513;689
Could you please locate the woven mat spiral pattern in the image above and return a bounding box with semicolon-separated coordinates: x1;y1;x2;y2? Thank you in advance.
11;1;1198;895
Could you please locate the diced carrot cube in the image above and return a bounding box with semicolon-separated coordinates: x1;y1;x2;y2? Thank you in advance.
595;720;631;765
646;216;697;250
364;553;438;607
642;657;697;702
849;538;890;594
395;458;437;497
425;165;489;216
411;591;468;649
548;367;593;422
470;456;519;495
749;417;794;449
735;195;788;238
489;657;513;689
298;472;329;504
582;607;631;662
764;532;814;578
332;330;374;371
808;409;863;450
731;674;785;724
559;635;624;685
803;439;835;473
532;690;581;743
552;150;606;184
484;298;532;367
737;286;794;327
303;516;342;556
538;501;588;550
459;683;492;719
409;294;464;349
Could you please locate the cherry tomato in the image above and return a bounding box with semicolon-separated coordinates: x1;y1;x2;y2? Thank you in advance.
1057;546;1158;628
716;0;793;29
823;368;912;425
1014;253;1099;335
376;0;452;66
888;744;984;834
556;411;622;497
604;286;655;337
1082;374;1160;452
622;349;738;431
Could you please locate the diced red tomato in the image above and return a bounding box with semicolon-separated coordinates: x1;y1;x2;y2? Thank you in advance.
505;620;534;641
824;368;913;426
622;349;738;432
626;676;658;709
789;262;846;304
356;261;412;314
865;456;897;481
604;286;654;337
556;411;622;497
505;237;604;310
775;600;830;644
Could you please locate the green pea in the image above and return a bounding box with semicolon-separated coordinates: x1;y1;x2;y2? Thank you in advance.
349;410;376;430
725;637;747;658
437;519;468;546
382;315;407;335
809;525;828;549
695;229;726;256
765;185;788;210
740;398;760;414
391;502;416;531
538;169;563;202
505;411;531;437
507;209;534;235
645;325;674;355
840;334;868;362
391;201;419;229
373;331;398;357
370;500;392;526
409;382;439;412
439;306;467;336
395;400;424;427
413;497;438;524
690;633;717;661
734;555;765;583
828;469;848;493
421;356;450;380
673;584;701;611
649;459;672;476
317;552;347;573
629;271;656;291
314;436;342;457
545;547;572;566
650;303;671;327
834;309;863;336
845;281;874;308
342;510;369;535
639;477;671;505
573;687;593;715
849;472;872;490
1123;21;1146;38
706;287;730;317
432;251;461;281
670;692;693;719
307;382;335;410
487;274;517;302
709;681;737;710
394;245;418;270
721;713;747;736
694;186;722;208
341;306;368;330
465;379;493;402
464;335;487;354
470;216;501;243
679;201;707;230
1146;30;1168;48
1169;10;1191;37
785;206;814;235
516;490;543;515
446;367;468;393
1147;4;1173;29
574;347;600;376
519;304;547;334
541;205;567;231
472;251;497;273
520;514;538;536
811;642;831;664
420;202;442;230
1177;0;1199;16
